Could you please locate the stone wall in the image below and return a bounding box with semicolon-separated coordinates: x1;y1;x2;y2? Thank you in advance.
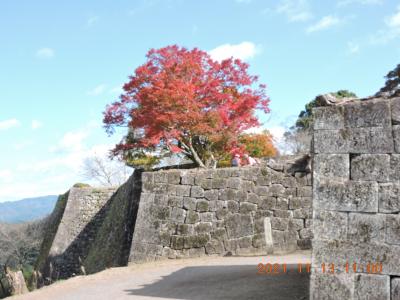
37;186;116;282
83;170;142;274
311;97;400;299
129;159;312;263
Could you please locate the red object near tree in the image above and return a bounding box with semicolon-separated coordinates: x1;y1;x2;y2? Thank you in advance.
103;45;270;168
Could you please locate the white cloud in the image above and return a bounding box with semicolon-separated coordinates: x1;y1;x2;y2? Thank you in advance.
338;0;382;6
0;118;20;130
109;85;123;94
87;84;107;96
51;130;89;153
370;6;400;44
31;120;43;130
209;42;261;62
307;15;341;33
386;7;400;29
347;41;360;54
36;47;55;59
276;0;312;22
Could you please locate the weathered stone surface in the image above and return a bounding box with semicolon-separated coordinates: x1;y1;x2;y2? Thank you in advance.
190;186;204;198
344;99;391;128
313;106;344;130
350;154;390;182
275;197;288;210
183;197;196;210
390;154;400;180
271;217;289;231
196;200;209;212
314;154;349;182
299;228;313;239
185;210;199;224
239;202;257;213
392;277;400;300
259;197;276;210
386;214;400;245
347;213;385;243
167;172;181;184
392;125;400;153
273;209;292;218
176;185;191;197
269;184;285;197
297;186;312;197
205;240;224;254
168;196;183;208
225;214;253;238
289;218;304;231
181;174;195;185
314;128;394;154
310;273;354;300
184;234;210;248
289;197;312;209
315;180;378;212
312;240;400;275
226;177;241;189
293;208;311;219
391;97;400;124
379;183;400;213
194;222;213;234
171;235;184;250
204;189;218;201
313;210;348;240
354;274;390;300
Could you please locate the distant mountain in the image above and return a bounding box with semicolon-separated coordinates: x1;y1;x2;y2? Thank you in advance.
0;195;58;224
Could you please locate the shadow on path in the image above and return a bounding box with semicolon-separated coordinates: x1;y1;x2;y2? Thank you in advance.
125;264;309;300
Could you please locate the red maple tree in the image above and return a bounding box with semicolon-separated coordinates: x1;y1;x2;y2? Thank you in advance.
104;45;270;168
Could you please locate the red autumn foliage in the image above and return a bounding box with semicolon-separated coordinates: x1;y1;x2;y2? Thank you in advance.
103;45;270;168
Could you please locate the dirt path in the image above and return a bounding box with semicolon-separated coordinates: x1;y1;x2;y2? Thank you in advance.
12;251;311;300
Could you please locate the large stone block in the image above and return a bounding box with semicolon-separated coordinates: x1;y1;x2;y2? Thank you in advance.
347;213;385;243
239;202;257;213
386;214;400;245
354;274;390;300
310;273;354;300
378;183;400;213
176;185;191;197
312;240;400;275
184;234;210;248
270;217;289;231
313;129;349;153
313;106;345;130
315;180;378;212
391;97;400;124
289;197;312;209
314;128;394;154
392;125;400;153
313;210;348;240
350;154;390;182
167;171;181;184
205;240;224;254
390;154;400;180
225;214;253;238
170;207;186;223
392;277;400;300
344;99;391;128
190;186;204;198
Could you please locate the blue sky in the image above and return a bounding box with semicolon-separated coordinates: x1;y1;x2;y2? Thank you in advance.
1;0;400;202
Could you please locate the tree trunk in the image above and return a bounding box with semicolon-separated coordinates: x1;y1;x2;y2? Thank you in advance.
188;140;206;168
